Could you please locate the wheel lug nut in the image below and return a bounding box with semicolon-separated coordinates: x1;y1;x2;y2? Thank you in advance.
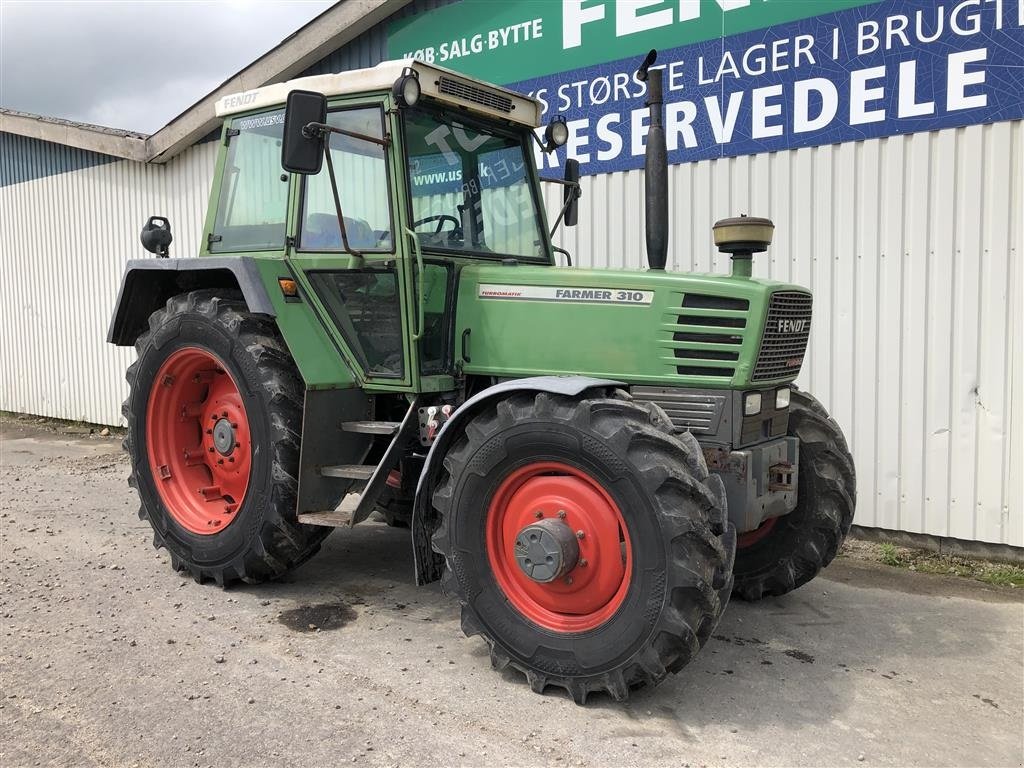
557;510;566;519
228;457;234;463
217;459;224;465
206;429;213;435
230;423;238;429
208;447;214;453
533;510;543;519
579;558;588;567
576;530;585;539
563;575;573;585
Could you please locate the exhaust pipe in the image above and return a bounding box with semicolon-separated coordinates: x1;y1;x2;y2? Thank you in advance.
637;50;668;271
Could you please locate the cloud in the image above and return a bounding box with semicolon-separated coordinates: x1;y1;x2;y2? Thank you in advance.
0;0;335;133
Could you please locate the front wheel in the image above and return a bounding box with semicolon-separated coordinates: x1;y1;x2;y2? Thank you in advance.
432;390;735;704
123;290;328;586
732;389;856;601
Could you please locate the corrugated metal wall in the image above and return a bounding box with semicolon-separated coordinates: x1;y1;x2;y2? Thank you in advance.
0;137;217;426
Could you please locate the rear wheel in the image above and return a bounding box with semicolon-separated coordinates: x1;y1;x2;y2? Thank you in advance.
123;290;329;586
732;389;856;600
432;390;735;703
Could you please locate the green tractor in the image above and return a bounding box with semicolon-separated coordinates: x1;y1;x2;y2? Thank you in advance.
108;51;855;703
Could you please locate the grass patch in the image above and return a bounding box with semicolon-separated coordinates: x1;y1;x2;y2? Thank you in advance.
841;539;1023;589
978;566;1024;588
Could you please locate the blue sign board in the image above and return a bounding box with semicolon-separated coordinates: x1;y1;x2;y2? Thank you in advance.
504;0;1024;174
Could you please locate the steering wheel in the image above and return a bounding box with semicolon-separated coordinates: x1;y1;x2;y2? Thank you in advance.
413;214;461;235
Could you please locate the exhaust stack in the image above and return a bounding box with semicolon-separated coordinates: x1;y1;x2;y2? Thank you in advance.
637;50;668;271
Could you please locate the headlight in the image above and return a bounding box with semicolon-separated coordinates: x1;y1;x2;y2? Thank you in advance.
392;70;421;107
776;387;791;410
744;392;762;416
544;116;569;150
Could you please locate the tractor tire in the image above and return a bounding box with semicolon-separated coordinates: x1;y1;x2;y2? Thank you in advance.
123;290;329;586
732;389;856;601
432;390;735;704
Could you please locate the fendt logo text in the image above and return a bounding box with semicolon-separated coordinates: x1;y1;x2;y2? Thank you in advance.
777;319;808;334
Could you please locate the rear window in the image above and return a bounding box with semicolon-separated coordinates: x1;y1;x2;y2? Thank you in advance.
209;110;288;252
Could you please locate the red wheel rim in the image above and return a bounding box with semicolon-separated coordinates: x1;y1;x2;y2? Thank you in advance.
145;347;251;535
737;515;778;549
485;462;632;633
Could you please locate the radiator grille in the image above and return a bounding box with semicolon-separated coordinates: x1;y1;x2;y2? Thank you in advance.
752;291;813;382
671;294;750;379
437;76;513;113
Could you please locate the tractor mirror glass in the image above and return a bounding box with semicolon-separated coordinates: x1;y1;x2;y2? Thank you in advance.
282;90;327;175
563;159;581;227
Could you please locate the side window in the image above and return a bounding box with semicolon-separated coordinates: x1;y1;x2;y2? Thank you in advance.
300;107;392;252
417;261;454;376
307;269;404;378
210;110;288;252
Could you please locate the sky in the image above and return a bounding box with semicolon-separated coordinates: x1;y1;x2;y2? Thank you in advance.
0;0;335;134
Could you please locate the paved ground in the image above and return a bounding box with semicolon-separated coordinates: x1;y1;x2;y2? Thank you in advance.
1;421;1022;768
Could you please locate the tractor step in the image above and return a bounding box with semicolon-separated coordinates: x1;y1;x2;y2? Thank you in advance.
305;400;420;528
341;420;401;435
320;465;375;481
297;509;354;527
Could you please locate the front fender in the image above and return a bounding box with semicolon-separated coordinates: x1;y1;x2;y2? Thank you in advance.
410;375;622;585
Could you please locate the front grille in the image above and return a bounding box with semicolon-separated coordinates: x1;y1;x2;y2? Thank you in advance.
752;291;813;382
437;76;513;113
671;294;750;379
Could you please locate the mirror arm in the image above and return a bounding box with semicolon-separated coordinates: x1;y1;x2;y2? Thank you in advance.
322;140;363;262
306;122;390;148
541;177;581;239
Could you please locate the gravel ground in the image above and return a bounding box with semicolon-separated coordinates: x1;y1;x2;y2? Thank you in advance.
1;420;1022;768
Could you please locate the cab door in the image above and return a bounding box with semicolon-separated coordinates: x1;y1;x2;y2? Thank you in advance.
284;96;420;392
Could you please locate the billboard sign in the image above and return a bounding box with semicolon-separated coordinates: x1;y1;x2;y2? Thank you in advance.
389;0;1024;174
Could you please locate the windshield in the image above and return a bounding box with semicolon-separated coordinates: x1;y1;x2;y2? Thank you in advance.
403;108;548;261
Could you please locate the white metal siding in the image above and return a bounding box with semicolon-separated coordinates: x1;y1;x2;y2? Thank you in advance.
1;120;1020;546
0;140;217;426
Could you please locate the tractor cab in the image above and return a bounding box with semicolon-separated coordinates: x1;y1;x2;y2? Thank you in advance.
203;59;572;397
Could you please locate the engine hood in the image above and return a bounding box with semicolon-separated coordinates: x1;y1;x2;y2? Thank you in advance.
454;263;811;389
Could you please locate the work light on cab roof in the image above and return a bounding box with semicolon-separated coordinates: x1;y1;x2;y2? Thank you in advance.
108;51;855;705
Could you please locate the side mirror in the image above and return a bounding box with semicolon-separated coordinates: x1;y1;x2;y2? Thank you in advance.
140;216;172;257
281;90;327;175
563;158;581;227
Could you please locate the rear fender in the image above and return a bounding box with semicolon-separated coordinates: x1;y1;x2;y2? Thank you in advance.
410;375;622;585
107;258;275;346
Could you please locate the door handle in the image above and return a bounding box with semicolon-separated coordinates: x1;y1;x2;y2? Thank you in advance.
404;228;426;342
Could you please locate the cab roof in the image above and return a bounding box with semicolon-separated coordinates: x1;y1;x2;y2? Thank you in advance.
215;59;543;128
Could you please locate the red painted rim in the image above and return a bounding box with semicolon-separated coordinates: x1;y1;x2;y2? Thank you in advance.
485;462;632;633
737;515;779;549
145;347;251;535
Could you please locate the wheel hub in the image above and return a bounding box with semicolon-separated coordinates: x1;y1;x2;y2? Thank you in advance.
514;518;580;583
212;418;236;456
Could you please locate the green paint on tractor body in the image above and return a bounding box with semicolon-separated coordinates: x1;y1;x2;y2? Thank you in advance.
455;264;804;389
